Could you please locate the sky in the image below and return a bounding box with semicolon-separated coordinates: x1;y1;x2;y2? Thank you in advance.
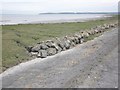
0;0;119;14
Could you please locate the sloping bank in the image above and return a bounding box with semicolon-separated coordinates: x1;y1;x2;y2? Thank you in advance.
26;23;118;58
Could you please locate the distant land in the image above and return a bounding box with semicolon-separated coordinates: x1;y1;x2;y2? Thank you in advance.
39;12;118;15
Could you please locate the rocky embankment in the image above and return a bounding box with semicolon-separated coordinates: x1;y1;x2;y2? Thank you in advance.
26;23;118;58
1;28;118;88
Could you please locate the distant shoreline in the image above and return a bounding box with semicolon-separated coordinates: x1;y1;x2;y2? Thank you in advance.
1;14;112;26
39;12;118;14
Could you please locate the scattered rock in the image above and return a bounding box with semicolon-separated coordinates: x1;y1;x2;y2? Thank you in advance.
28;23;117;58
40;43;49;50
26;46;33;52
31;44;41;52
38;50;47;58
31;52;38;56
47;48;57;56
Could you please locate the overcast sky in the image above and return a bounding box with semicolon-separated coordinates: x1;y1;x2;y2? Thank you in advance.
1;0;119;14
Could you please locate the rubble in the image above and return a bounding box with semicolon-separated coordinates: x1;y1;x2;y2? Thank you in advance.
27;23;117;58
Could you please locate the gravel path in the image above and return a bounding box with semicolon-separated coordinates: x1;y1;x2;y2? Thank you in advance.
0;28;118;88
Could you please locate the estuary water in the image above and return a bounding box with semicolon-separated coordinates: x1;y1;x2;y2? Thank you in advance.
0;14;111;25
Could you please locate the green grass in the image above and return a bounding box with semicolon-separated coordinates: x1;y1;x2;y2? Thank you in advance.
2;15;118;71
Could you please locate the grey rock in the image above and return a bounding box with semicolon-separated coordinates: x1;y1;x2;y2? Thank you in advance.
94;29;99;33
40;43;49;50
109;24;115;28
26;46;33;52
38;50;47;58
67;37;76;47
55;38;65;51
85;32;89;37
51;42;62;52
31;44;41;52
91;30;95;35
70;42;76;47
47;48;57;56
74;37;79;44
45;40;54;47
104;24;109;29
56;46;62;53
31;52;38;56
80;38;84;44
64;40;70;49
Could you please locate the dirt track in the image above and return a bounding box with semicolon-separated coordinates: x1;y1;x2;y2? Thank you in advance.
1;28;118;88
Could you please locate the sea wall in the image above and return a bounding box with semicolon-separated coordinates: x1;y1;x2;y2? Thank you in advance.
26;23;118;58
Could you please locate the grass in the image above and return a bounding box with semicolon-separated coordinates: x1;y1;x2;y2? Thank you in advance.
2;15;118;71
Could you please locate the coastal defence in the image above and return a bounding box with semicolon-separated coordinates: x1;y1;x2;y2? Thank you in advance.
27;23;118;58
2;15;118;72
1;27;118;88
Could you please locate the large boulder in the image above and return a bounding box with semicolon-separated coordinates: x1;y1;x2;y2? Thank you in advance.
74;36;79;44
56;45;62;53
67;37;76;48
31;52;38;56
26;46;33;52
47;48;57;56
109;24;116;28
45;40;54;47
82;32;90;38
81;31;89;38
94;29;99;33
104;24;109;29
80;38;84;44
37;50;47;58
64;40;70;49
45;40;61;51
31;44;41;52
55;38;66;51
40;43;49;50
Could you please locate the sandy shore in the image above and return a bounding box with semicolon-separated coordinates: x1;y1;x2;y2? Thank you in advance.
1;15;112;25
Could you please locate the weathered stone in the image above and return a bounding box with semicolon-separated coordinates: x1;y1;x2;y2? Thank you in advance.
57;42;65;50
31;52;38;56
68;37;76;47
80;38;84;44
47;48;57;56
94;29;99;33
70;37;76;43
101;26;106;30
104;24;109;29
29;23;117;58
37;52;41;58
26;46;33;52
38;50;47;58
85;32;90;37
45;40;54;47
109;24;115;28
87;31;92;35
56;46;62;53
74;37;79;44
40;43;49;50
55;38;66;51
37;41;44;44
70;41;76;47
31;44;41;52
64;40;70;49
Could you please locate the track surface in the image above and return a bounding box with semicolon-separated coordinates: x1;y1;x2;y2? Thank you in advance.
1;28;118;88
